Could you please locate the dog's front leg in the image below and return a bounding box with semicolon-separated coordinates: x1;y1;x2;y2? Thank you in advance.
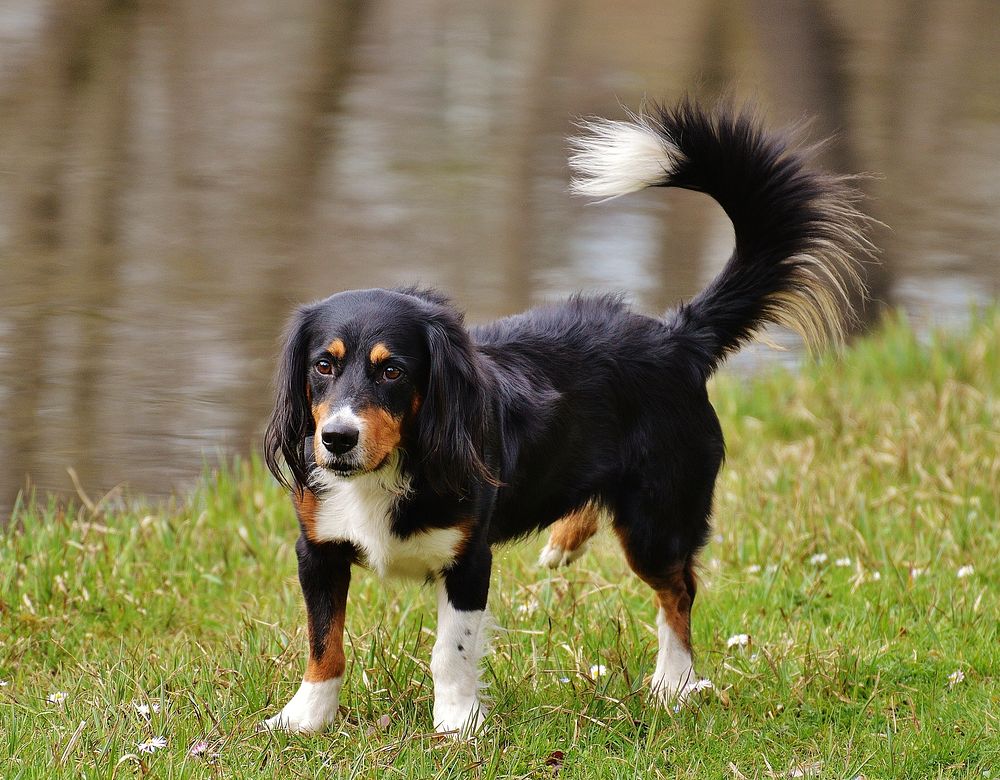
263;535;352;734
432;544;491;736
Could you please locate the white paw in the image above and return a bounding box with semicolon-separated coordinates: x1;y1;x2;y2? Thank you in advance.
261;678;342;734
433;699;486;737
538;540;588;569
651;675;713;707
261;710;331;734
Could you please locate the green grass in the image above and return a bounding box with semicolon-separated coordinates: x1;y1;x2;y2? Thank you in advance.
2;309;998;779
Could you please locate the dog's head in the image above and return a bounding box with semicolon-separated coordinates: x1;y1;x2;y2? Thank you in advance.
264;287;492;497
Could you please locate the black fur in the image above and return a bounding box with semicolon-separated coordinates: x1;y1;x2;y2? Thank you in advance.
263;100;868;716
264;308;316;492
415;303;494;497
295;536;352;664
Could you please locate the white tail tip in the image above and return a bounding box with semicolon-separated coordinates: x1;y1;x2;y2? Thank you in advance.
568;114;678;199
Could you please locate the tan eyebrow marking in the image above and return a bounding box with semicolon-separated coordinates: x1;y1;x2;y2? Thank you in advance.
328;338;346;359
369;343;391;363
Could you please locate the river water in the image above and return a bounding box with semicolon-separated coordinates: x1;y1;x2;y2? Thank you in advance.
1;0;997;510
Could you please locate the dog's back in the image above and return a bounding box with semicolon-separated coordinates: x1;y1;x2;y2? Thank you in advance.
473;295;722;547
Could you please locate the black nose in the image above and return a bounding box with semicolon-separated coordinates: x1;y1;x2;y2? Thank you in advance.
321;423;359;456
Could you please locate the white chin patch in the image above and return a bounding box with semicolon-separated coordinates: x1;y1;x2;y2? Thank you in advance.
262;678;342;734
431;582;489;736
649;607;697;705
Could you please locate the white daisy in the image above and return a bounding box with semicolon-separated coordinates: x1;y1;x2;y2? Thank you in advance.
137;736;167;754
589;664;608;678
727;633;750;648
870;571;882;581
948;669;965;687
47;691;68;705
957;565;974;578
133;701;161;717
0;680;9;687
835;557;852;567
745;564;761;574
809;553;828;565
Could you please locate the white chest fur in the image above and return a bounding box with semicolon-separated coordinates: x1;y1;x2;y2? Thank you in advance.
310;462;463;580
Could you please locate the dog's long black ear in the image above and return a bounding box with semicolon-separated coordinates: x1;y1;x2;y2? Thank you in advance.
417;305;494;496
264;307;314;493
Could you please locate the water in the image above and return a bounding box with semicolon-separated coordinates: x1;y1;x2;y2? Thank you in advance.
1;0;997;511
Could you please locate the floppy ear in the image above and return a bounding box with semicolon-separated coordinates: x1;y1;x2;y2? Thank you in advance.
264;307;314;493
416;306;495;496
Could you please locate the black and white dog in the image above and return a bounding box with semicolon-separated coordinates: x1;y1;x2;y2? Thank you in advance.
261;99;869;734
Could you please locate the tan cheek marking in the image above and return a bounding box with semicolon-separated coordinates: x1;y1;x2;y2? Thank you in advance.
369;342;391;363
356;406;402;467
312;400;330;427
328;338;346;360
311;401;330;463
410;393;422;416
547;503;601;554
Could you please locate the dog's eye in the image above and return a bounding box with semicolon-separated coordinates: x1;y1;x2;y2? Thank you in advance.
381;366;403;382
315;359;334;376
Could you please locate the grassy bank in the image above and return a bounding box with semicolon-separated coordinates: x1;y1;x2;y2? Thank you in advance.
2;310;997;779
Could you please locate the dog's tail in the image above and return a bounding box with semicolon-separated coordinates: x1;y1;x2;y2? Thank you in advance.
568;99;873;377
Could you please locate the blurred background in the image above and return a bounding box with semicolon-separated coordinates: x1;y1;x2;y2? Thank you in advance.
1;0;997;512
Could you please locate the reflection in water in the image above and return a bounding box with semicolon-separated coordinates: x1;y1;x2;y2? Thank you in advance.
1;0;998;510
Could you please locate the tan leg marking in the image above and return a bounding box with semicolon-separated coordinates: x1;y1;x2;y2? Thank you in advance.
648;562;699;702
611;525;704;702
304;602;347;682
538;503;602;568
262;555;350;733
654;565;695;654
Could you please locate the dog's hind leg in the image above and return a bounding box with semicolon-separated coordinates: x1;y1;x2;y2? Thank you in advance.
613;495;710;705
649;560;701;704
538;502;602;569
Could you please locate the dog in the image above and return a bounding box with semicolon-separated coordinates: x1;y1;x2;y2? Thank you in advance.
260;99;870;734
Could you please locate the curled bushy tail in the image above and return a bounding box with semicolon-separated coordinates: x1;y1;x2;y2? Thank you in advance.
569;99;873;376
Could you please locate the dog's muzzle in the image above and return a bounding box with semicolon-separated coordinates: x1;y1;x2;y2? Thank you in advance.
321;421;359;456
